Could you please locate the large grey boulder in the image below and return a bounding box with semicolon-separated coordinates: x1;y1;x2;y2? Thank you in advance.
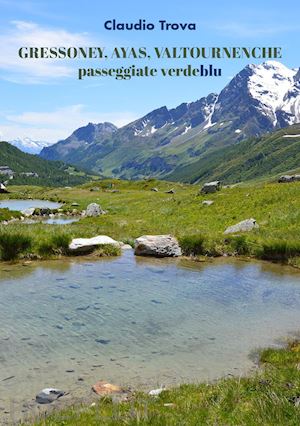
134;235;181;257
69;235;120;253
224;218;259;234
86;203;104;217
200;181;221;194
36;388;64;404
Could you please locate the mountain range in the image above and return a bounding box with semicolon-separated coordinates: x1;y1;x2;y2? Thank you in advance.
35;61;300;181
9;138;52;154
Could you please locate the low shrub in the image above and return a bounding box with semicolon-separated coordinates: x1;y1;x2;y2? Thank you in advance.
179;235;205;256
227;235;251;255
122;238;135;248
94;244;121;257
37;233;71;257
0;208;21;222
0;231;32;260
260;240;300;261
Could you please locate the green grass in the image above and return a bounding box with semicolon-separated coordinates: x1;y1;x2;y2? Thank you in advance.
28;341;300;426
179;234;205;256
0;227;120;260
2;178;300;264
167;123;300;184
0;207;20;222
226;235;251;256
37;233;71;257
260;240;300;261
0;231;32;260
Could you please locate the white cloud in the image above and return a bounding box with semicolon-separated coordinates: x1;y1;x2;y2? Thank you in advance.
0;21;92;83
0;104;138;142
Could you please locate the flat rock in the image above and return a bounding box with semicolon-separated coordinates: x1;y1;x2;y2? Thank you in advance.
119;242;133;250
134;235;182;257
202;200;214;206
224;218;259;234
69;235;120;252
21;207;35;217
36;388;64;404
92;381;122;396
86;203;104;217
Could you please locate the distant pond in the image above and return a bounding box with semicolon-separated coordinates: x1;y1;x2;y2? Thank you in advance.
0;199;80;224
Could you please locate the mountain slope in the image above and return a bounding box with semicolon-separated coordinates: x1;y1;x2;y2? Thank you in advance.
166;124;300;183
40;61;300;180
41;122;118;163
0;142;89;186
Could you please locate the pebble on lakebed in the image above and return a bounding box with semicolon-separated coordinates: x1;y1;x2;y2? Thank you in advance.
92;381;123;396
36;388;65;404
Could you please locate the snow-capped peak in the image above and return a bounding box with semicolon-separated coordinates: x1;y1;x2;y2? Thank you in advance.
9;138;52;154
248;61;298;125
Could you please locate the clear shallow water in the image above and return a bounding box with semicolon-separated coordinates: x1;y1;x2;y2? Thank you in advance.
43;217;78;225
0;199;62;211
23;217;79;225
1;252;300;420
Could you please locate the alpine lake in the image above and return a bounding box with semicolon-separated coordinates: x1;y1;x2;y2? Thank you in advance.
1;248;300;422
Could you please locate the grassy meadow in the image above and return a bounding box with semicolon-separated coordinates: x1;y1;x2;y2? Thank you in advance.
0;178;300;264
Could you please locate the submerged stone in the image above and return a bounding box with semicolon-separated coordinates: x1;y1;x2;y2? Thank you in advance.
92;381;123;395
95;339;110;345
36;388;64;404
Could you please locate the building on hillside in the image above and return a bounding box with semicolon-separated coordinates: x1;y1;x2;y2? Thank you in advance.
20;172;39;178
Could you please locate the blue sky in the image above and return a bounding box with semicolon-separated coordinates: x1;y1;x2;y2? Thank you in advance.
0;0;299;142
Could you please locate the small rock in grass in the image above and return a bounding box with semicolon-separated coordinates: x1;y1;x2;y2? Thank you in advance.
224;218;259;234
148;386;166;396
86;203;104;217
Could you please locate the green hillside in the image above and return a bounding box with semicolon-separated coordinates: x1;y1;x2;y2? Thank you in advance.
166;124;300;183
0;141;90;187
